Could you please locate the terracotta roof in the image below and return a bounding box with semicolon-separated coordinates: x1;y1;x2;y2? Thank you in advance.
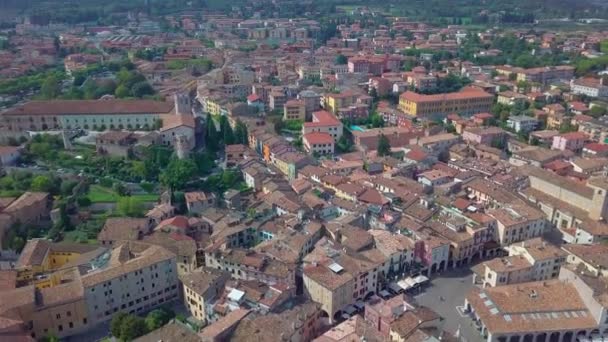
97;218;148;242
180;267;229;297
3;100;174;116
399;88;493;102
303;132;334;145
160;114;196;131
16;239;50;268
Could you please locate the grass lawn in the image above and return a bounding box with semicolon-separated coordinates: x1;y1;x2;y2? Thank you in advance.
86;185;159;203
64;230;97;244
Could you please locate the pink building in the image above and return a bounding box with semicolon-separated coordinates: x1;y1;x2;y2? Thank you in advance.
364;295;410;337
551;132;588;153
462;126;506;146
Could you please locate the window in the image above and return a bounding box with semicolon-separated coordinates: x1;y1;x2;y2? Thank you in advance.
58;325;63;332
56;314;61;319
67;311;71;317
69;322;73;328
83;318;87;325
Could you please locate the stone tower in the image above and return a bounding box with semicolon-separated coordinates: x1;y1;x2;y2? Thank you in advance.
175;134;191;160
174;92;192;116
61;130;73;150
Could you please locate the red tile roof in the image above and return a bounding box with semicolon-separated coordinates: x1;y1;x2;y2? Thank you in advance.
303;132;334;145
3;100;174;116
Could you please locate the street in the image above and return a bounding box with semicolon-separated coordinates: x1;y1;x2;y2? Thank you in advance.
414;268;484;342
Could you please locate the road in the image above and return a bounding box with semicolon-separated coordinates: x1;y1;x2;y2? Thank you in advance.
414;268;484;342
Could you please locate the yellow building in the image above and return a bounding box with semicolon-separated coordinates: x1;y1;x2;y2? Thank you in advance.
15;239;100;286
180;268;230;324
284;100;306;121
324;91;359;114
398;88;494;120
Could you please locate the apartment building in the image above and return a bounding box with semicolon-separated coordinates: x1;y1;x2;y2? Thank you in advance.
303;132;335;155
486;204;546;245
571;78;608;98
302;110;343;141
204;248;295;287
283;99;306;121
302;241;382;322
516;65;575;85
474;238;566;287
81;242;179;323
0;241;179;339
324;90;371;115
398;88;493;120
180;267;230;323
520;166;608;239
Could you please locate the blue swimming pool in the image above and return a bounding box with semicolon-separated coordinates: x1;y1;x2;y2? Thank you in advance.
350;125;366;132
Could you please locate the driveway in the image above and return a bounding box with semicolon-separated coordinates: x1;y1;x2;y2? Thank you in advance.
413;268;484;342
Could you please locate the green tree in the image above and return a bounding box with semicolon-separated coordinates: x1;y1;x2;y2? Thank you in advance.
111;312;128;338
131;81;154;98
589;106;607;118
159;159;197;190
219;115;235;145
370;113;385;128
335;54;348;65
119;315;148;341
116;197;144;217
40;75;61;99
205;114;220;152
234;119;248;145
115;84;130;98
145;307;175;331
377;134;391;156
31;175;53;192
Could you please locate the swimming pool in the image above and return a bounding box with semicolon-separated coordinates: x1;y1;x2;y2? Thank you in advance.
350;125;366;132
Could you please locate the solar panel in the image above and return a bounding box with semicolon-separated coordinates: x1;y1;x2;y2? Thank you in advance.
521;314;527;321
572;312;579;318
564;312;571;318
484;300;494;307
551;313;559;319
479;293;487;299
504;315;512;322
545;313;552;319
580;311;588;317
490;308;499;315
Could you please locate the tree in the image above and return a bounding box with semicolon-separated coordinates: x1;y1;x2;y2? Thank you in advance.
377;134;391;156
115;84;130;98
116;197;144;217
589;106;607;118
205;114;220;152
119;315;148;341
335;54;348;65
131;81;154;98
159;159;197;190
219;115;235;145
370;113;385;128
111;312;128;338
31;175;53;192
40;75;61;99
234;120;248;145
145;308;175;331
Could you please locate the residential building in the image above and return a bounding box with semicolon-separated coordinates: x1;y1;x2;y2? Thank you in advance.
303;132;335;155
283;100;306;121
551;132;588;153
474;238;566;287
506;116;538;133
184;191;216;215
463;127;507;146
180;267;230;323
302;110;343;141
571;78;608;98
486;204;546;245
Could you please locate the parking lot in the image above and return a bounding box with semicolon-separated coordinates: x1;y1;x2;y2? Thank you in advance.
414;268;484;342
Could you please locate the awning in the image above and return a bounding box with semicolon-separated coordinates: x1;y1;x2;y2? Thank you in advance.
344;305;357;315
397;280;413;290
413;275;429;284
388;283;402;293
